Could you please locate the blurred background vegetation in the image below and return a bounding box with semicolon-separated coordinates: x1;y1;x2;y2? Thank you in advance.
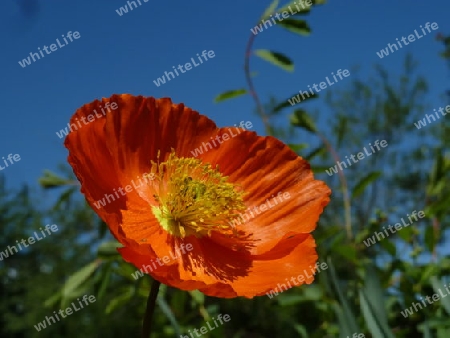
1;1;449;337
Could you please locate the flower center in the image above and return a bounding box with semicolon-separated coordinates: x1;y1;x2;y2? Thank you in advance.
147;150;246;238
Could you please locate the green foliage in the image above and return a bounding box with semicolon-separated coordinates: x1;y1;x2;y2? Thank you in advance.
2;3;449;338
290;109;317;133
39;169;74;189
352;172;382;198
260;0;280;20
214;89;247;103
254;49;294;72
278;19;311;36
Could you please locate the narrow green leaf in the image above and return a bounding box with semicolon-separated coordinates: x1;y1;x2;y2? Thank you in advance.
61;286;90;308
430;276;450;315
335;116;348;148
97;263;112;301
396;225;415;242
302;285;323;301
311;165;333;173
363;265;386;319
157;296;182;336
360;265;395;338
422;318;450;327
334;245;358;263
418;321;432;338
290;109;317;133
274;93;318;112
437;327;450;338
419;265;438;283
425;195;450;218
278;295;304;306
105;287;134;314
278;19;311;36
189;290;205;305
273;101;292;113
333;303;354;338
39;170;72;189
429;148;444;186
427;180;446;196
278;1;312;15
214;89;247;103
97;241;122;258
63;261;99;298
352;172;382;198
261;0;279;20
379;239;396;256
44;291;62;308
305;145;326;161
360;291;393;338
117;261;139;280
278;0;326;15
293;324;309;338
424;226;436;253
288;143;309;153
52;187;76;211
255;49;294;72
327;258;360;335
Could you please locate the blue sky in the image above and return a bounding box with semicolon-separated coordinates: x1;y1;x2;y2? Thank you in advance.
0;0;449;192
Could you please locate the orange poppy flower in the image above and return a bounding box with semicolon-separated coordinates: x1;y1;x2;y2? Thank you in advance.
65;94;331;298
